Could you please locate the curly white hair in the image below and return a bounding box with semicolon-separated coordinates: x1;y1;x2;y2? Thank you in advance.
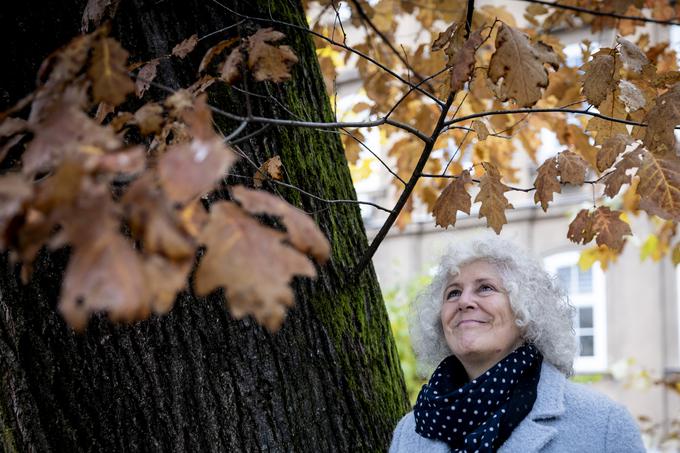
410;235;577;376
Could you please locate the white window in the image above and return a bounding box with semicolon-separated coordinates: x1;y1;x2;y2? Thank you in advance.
544;251;607;373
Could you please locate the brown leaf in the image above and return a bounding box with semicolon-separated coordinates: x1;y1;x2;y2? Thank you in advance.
253;155;283;188
618;80;645;112
637;148;680;222
0;117;28;139
24;102;122;175
195;202;317;331
88;37;135;106
81;0;122;32
581;53;616;106
231;186;330;263
591;206;631;252
617;36;649;74
133;102;164;135
135;58;159;98
643;83;680;154
488;23;559;108
586;90;629;145
567;209;595;245
474;162;513;234
602;146;643;197
158;97;238;204
432;170;472;228
557;150;587;185
172;34;198;59
246;28;299;83
597;134;633;172
198;38;239;73
143;255;192;314
472;120;489;141
91;146;146;175
220;47;244;84
533;156;560;211
122;175;195;259
0;173;32;248
449;30;483;93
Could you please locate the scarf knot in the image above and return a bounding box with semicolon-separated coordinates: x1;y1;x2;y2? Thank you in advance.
414;344;543;452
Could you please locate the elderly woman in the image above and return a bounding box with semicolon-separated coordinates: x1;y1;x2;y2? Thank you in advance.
389;237;644;452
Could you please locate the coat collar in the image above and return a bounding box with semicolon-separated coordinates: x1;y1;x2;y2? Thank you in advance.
498;362;566;452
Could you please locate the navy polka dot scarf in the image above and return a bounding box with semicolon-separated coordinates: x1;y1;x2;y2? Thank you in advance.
414;344;543;452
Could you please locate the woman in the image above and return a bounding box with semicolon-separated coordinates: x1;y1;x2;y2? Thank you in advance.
389;236;645;452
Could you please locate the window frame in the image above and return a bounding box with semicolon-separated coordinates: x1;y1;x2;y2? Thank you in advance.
544;251;608;373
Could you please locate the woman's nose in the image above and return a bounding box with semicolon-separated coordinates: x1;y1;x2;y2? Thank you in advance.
457;289;477;310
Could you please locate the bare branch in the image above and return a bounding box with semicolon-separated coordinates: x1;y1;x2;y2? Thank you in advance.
339;128;407;185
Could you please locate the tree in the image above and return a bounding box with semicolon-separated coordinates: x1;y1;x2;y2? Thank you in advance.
0;0;408;450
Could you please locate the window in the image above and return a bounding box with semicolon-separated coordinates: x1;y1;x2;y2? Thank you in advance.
544;251;607;373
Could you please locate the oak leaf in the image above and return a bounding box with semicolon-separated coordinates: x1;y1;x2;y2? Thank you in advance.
133;102;164;135
198;38;238;73
597;134;633;172
643;83;680;154
533;157;560;211
195;202;317;331
567;209;595;245
472;120;489;141
432;170;472;228
591;206;631;252
172;34;198;59
449;30;483;93
617;36;649;74
637;148;680;222
586;90;629;145
488;23;559;108
246;28;299;83
158;97;237;204
602;146;643;197
231;186;330;263
474;163;513;234
88;37;135;106
135;58;159;98
557;150;587;185
143;255;192;314
220;48;244;84
253;155;283;188
581;53;616;106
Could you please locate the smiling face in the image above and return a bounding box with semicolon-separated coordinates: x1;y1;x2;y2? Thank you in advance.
440;260;523;379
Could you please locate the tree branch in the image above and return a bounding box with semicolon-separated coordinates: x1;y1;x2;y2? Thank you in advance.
520;0;680;27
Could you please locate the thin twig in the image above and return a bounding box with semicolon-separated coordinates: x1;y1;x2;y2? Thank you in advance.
339;127;406;185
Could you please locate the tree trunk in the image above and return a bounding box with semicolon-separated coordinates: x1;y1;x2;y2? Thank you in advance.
0;1;409;451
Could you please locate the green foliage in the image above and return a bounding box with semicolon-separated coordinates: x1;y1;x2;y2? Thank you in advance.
383;273;432;405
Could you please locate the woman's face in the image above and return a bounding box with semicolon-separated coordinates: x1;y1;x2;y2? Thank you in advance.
440;260;522;378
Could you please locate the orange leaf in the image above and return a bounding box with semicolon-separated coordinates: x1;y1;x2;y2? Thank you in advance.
432;170;472;228
195;202;317;331
533;156;560;211
474;163;513;234
246;28;299;83
253;155;283;188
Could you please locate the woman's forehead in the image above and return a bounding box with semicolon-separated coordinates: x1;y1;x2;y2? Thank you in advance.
446;260;502;284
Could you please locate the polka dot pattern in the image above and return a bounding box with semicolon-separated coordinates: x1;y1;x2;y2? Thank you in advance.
413;344;542;452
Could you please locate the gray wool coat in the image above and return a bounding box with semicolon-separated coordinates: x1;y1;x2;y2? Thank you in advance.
389;362;645;452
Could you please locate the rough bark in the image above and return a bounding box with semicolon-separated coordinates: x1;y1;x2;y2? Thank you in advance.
0;0;410;451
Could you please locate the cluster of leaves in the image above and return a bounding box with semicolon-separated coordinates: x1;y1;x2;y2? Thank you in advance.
308;0;680;269
0;26;330;331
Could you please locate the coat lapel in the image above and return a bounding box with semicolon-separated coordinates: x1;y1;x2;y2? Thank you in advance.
499;362;566;453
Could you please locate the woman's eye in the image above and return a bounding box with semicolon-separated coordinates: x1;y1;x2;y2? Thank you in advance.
479;284;494;292
446;289;461;299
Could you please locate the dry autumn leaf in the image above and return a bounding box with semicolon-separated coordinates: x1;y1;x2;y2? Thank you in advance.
581;53;616;106
533;156;560;211
586;90;629;145
475;163;513;234
246;28;299;83
567;209;595;245
602;146;643;197
591;206;631;252
471;120;489;141
133;102;164;135
617;36;649;74
643;83;680;154
158;96;238;204
198;38;238;73
88;36;135;106
637;148;680;222
488;23;559;108
135;58;159;98
432;170;472;228
557;150;587;185
220;47;244;84
231;186;330;263
195;201;317;331
143;255;192;314
449;30;483;93
253;155;283;188
597;134;634;172
172;34;198;59
0;173;32;247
